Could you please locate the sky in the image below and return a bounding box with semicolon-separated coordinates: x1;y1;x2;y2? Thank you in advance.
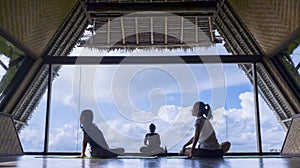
18;45;286;154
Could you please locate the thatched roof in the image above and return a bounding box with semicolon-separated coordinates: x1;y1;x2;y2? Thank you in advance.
80;0;222;51
228;0;300;57
0;0;77;58
0;1;88;130
214;0;299;130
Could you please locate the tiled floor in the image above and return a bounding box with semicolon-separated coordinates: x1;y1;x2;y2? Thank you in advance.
0;155;300;168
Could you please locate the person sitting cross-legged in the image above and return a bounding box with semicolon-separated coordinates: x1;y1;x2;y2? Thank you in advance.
179;101;231;158
140;123;164;155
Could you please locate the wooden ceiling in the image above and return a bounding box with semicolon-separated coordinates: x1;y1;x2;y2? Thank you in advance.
80;1;222;50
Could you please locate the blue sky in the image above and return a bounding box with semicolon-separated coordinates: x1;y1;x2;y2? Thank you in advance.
18;46;286;154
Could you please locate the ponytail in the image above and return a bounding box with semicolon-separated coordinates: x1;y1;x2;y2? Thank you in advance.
205;104;213;119
198;101;213;119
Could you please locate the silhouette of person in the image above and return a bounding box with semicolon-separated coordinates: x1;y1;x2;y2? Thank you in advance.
140;123;164;154
179;101;231;158
79;109;124;158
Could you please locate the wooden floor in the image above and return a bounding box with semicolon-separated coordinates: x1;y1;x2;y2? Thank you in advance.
1;155;300;168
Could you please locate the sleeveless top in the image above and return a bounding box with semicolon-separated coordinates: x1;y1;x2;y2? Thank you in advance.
195;117;220;150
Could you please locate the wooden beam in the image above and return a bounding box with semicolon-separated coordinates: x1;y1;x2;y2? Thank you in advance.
150;17;154;45
195;17;198;43
180;17;184;44
253;63;263;154
90;13;213;18
80;41;222;49
107;18;110;45
91;18;96;44
120;18;125;44
208;16;214;42
165;17;168;44
135;17;139;44
86;2;218;14
43;55;263;65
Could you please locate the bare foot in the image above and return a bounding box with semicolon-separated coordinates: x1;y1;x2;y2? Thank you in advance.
220;142;231;154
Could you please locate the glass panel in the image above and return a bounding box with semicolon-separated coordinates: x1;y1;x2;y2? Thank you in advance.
19;90;47;152
47;62;290;154
260;96;286;153
0;35;25;101
48;65;82;152
47;63;263;153
213;64;257;152
18;62;288;153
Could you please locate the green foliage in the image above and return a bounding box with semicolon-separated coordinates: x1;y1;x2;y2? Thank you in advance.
280;36;300;88
0;66;19;93
0;36;25;59
281;36;300;58
0;36;25;94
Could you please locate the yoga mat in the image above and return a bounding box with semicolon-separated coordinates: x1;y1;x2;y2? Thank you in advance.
35;155;158;159
166;156;189;159
35;156;80;159
117;155;157;159
35;156;116;159
224;155;290;159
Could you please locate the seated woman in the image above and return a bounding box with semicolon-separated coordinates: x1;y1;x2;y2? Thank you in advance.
179;101;231;158
79;109;124;158
140;123;164;154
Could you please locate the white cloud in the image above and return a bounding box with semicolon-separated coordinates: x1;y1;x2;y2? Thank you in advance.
20;90;286;153
157;105;179;123
50;62;251;118
19;127;45;151
89;105;195;152
48;122;82;151
23;78;287;153
210;92;286;152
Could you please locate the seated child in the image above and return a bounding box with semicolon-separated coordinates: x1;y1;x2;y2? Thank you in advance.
140;123;164;154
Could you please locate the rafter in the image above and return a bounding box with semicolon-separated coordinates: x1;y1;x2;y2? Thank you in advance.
150;17;154;45
107;18;110;45
180;17;183;44
165;17;168;44
135;17;139;45
195;16;198;43
209;16;214;42
120;17;125;44
44;55;263;65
